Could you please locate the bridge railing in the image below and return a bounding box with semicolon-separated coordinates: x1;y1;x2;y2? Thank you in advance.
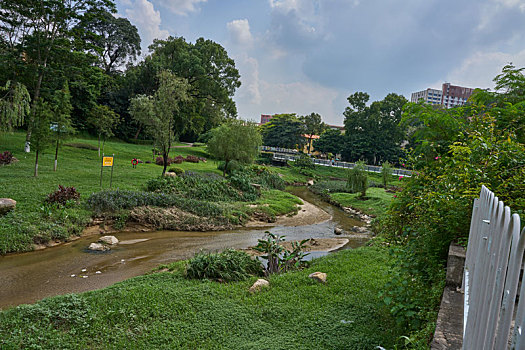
271;153;413;177
463;185;525;349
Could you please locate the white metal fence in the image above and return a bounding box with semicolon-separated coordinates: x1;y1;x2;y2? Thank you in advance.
271;152;413;177
463;185;525;349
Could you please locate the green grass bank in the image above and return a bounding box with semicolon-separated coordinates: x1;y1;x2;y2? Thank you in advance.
0;245;403;349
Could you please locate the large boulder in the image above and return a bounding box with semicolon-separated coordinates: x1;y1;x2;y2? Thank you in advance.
249;279;270;293
308;271;327;283
0;198;16;215
334;227;344;235
88;242;110;251
99;236;119;245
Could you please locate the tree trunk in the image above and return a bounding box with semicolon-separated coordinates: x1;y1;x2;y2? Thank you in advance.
223;160;229;177
34;150;39;177
98;134;101;157
134;125;142;139
162;152;168;176
54;139;59;171
25;70;45;153
102;138;105;155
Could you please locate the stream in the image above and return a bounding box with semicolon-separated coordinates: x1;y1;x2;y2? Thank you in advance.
0;187;368;310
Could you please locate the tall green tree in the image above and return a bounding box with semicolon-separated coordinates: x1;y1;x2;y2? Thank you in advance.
301;112;326;154
0;0;116;151
51;82;74;171
313;128;344;155
129;70;191;175
77;9;140;75
30;99;52;177
342;92;407;164
87;104;120;156
207;120;262;177
0;81;31;133
260;114;306;149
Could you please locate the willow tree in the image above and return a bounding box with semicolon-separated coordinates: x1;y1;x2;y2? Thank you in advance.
129;70;190;175
0;81;31;133
207;120;262;177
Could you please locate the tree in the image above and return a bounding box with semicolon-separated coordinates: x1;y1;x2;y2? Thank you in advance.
381;160;392;187
87;104;120;156
301;112;326;153
31;99;52;177
314;128;344;155
260;114;306;149
207;120;262;177
129;70;190;175
0;0;116;151
342;92;407;164
0;81;31;133
347;161;368;198
78;10;140;75
51;82;74;171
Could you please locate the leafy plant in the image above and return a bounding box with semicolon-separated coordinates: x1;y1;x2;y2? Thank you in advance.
45;185;80;206
184;155;199;163
185;249;262;282
167;167;184;175
253;231;310;275
0;151;13;165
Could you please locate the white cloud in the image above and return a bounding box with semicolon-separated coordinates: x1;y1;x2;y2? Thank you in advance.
125;0;169;53
227;19;253;47
431;49;525;90
236;55;261;104
156;0;207;16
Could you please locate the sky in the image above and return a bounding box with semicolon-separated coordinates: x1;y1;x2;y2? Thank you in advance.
115;0;525;126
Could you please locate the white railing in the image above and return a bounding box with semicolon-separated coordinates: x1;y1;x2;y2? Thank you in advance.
272;153;413;177
463;185;525;349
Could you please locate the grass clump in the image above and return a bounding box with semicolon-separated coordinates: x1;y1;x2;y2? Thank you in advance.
186;249;263;282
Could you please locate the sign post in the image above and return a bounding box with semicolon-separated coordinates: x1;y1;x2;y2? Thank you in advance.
100;154;115;188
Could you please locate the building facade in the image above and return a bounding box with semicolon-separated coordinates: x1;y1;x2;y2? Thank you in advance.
411;83;476;108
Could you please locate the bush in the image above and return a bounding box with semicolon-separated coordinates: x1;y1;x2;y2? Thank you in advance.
293;154;315;169
253;232;310;275
185;249;262;282
167;167;184;175
185;155;199;163
217;160;241;175
381;161;392;186
155;156;165;166
172;155;184;164
45;185;81;206
0;151;13;165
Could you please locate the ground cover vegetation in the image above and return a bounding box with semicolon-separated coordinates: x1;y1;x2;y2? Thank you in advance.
0;245;404;349
376;65;525;347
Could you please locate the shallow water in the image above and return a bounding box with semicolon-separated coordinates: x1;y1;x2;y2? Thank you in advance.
0;187;368;309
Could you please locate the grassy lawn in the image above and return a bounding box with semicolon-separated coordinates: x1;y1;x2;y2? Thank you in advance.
329;188;394;217
0;245;403;349
0;133;299;254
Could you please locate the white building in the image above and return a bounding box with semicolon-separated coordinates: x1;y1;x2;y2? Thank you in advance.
410;88;443;105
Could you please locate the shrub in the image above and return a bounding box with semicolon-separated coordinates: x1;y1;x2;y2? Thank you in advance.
184;155;199;163
293;154;315;169
347;161;368;197
185;249;262;282
217;160;241;174
45;185;80;206
172;155;184;164
0;151;13;165
167;167;184;175
155;156;165;166
253;232;310;275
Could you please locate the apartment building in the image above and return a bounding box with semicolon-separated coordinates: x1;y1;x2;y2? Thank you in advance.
411;83;476;108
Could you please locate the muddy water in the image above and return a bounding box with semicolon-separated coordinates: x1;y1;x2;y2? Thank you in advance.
0;187;367;309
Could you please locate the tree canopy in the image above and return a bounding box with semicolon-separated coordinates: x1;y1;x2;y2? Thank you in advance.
301;112;326;153
314;128;344;156
207;120;262;176
129;70;191;175
260;114;306;149
342;92;407;164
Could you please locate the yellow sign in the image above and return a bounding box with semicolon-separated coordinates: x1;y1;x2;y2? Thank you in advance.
102;157;114;167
